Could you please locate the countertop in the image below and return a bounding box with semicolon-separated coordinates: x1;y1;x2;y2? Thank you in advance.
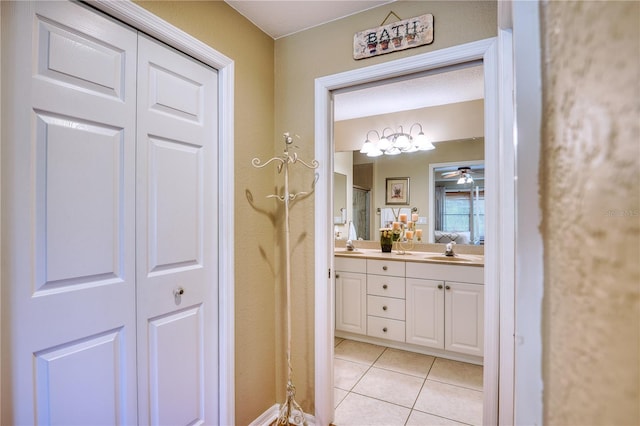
334;248;484;267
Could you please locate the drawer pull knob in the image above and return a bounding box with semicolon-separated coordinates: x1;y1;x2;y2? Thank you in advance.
382;327;388;332
382;284;388;290
382;305;388;311
445;285;451;290
382;266;388;271
438;284;443;290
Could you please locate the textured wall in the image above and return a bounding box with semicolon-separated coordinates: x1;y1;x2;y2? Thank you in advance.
540;1;640;424
274;1;497;413
133;2;276;424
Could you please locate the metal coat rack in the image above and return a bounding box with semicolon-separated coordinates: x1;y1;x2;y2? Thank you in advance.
252;133;319;426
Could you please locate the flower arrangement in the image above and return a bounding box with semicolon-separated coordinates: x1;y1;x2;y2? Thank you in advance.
380;228;400;252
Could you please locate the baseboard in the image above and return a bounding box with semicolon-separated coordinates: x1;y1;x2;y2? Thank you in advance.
249;403;317;426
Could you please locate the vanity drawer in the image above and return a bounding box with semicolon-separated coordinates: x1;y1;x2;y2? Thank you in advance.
367;295;405;320
335;257;366;273
367;259;405;277
406;261;484;284
367;316;405;342
367;275;405;298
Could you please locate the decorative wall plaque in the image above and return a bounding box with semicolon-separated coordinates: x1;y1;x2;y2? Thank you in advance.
353;13;434;60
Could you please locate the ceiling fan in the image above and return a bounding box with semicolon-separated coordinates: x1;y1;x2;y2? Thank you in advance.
442;167;475;184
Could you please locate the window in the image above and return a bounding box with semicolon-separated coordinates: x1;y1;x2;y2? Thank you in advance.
443;187;484;243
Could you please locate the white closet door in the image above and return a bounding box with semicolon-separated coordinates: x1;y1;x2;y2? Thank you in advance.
1;1;138;424
136;34;219;425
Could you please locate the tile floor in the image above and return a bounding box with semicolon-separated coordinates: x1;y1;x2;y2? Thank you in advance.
333;338;483;426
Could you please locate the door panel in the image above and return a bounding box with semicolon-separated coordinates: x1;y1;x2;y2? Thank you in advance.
445;282;484;356
149;306;204;425
148;137;203;273
34;329;126;425
406;278;445;348
2;2;138;424
35;113;125;291
136;34;218;425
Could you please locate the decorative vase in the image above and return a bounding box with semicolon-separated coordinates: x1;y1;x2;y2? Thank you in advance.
380;228;393;252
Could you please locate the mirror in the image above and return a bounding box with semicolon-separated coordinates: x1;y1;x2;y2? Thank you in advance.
333;172;347;224
335;141;484;243
332;64;485;245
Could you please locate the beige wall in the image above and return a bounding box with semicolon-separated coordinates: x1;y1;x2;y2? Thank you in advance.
540;1;640;424
334;99;485;151
133;2;276;424
275;1;497;412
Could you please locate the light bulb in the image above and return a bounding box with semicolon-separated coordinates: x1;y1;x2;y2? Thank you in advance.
415;132;435;150
395;134;410;150
360;139;373;154
385;146;401;155
377;136;391;151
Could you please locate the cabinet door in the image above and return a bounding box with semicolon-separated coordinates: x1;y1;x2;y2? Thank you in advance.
406;278;444;349
445;282;484;356
335;272;367;334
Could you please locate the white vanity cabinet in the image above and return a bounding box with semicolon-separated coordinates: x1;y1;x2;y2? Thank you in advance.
366;259;406;343
406;262;484;357
335;257;367;334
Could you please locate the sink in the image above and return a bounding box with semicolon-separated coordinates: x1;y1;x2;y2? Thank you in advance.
424;255;475;262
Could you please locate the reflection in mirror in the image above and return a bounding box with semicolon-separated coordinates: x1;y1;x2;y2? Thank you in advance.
429;161;484;244
333;172;346;224
334;137;484;244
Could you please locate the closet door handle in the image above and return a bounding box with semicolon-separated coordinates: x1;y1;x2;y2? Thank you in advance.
336;274;340;279
438;284;443;290
445;285;451;290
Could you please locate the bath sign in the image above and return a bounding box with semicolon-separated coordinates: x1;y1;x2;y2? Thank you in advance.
353;13;434;60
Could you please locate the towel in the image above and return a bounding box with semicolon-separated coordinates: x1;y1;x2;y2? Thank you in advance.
380;207;411;228
348;221;357;240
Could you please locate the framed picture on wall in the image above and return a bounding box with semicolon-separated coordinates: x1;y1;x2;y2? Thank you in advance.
385;177;410;205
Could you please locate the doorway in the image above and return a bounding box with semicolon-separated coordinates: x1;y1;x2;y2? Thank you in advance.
314;38;514;425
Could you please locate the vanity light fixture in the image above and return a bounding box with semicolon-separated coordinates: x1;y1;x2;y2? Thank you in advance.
359;123;435;157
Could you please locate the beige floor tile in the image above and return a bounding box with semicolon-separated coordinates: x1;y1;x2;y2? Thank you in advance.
374;348;436;378
334;340;385;365
406;410;467;425
334;358;369;391
335;337;345;347
414;380;483;426
334;388;348;408
428;358;483;391
334;392;410;426
352;367;425;408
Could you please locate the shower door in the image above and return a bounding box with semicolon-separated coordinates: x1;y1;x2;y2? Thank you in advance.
352;187;371;240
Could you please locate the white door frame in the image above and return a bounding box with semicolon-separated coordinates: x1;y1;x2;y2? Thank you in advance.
314;37;514;425
88;2;235;424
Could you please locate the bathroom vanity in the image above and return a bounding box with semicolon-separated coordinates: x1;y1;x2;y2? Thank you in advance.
335;250;484;364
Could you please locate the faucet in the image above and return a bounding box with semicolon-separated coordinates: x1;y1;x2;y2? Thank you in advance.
444;241;456;257
346;239;355;251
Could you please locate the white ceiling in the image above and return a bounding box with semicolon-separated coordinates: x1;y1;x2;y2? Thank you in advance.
225;1;484;121
334;64;484;121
